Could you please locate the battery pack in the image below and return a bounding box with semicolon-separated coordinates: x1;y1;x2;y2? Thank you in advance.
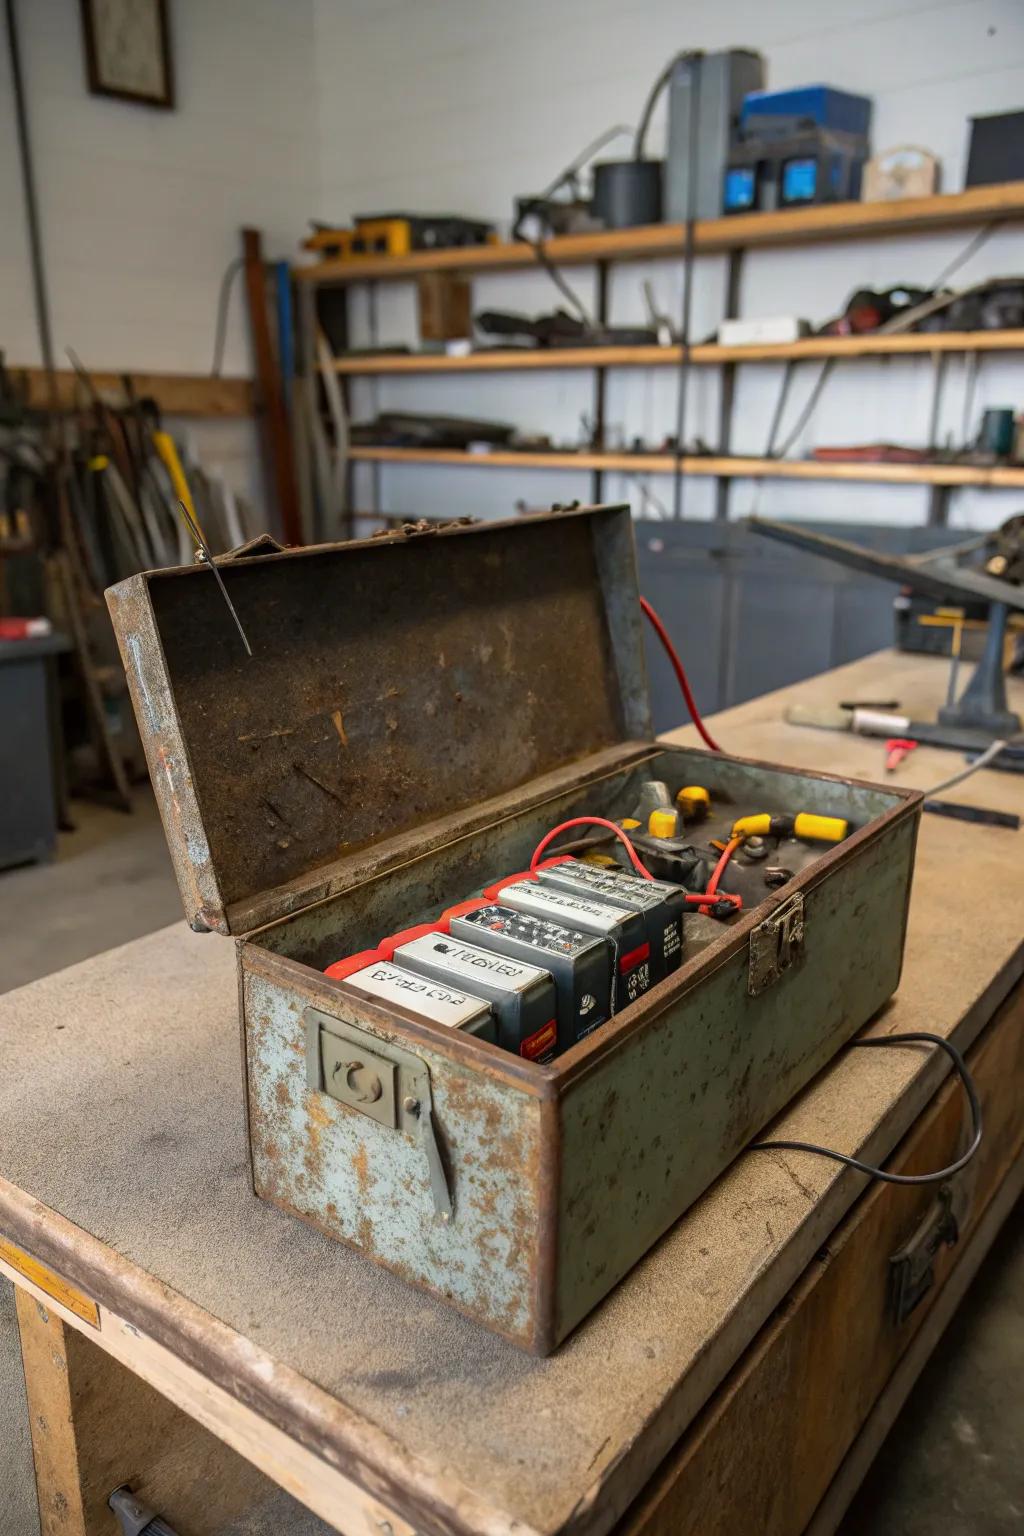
535;860;684;983
394;933;558;1062
494;881;653;1010
336;959;496;1042
450;903;611;1052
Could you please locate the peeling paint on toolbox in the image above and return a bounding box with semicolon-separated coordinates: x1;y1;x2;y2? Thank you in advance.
243;963;544;1345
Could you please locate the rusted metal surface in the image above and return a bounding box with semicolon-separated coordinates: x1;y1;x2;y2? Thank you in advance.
107;507;643;933
553;814;918;1342
241;740;918;1353
108;502;923;1354
243;952;546;1349
105;579;226;932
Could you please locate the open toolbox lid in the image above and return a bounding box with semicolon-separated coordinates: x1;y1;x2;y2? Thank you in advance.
106;505;654;936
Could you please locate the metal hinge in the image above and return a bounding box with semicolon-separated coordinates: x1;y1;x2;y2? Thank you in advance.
304;1009;454;1222
748;892;805;996
888;1182;961;1323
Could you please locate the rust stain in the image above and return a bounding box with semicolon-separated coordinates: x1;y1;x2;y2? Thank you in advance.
306;1094;331;1129
352;1143;372;1196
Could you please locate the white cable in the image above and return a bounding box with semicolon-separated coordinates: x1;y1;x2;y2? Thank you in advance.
925;738;1008;797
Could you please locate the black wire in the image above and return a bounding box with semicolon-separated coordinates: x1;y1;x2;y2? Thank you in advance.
211;256;245;377
513;123;633;329
759;221;1003;461
772;358;835;459
528;240;592;326
671;54;701;518
931;221;998;290
633;57;677;160
751;1031;982;1185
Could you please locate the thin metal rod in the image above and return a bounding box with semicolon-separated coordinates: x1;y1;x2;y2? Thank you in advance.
4;0;56;387
177;501;253;657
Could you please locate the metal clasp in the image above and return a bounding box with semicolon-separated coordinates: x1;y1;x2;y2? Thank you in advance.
304;1009;454;1222
748;892;805;996
889;1183;960;1323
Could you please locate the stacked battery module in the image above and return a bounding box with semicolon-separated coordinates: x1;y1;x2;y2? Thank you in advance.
325;857;687;1063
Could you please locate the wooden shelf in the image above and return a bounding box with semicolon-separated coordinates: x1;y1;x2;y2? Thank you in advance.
349;446;1024;488
333;329;1024;376
297;182;1024;287
21;368;254;418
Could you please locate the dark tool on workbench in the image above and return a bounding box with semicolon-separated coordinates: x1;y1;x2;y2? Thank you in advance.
176;501;252;657
108;1487;178;1536
748;515;1024;749
922;799;1020;829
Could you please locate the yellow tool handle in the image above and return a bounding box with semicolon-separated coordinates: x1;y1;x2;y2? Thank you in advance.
152;430;206;544
793;812;848;843
731;811;848;842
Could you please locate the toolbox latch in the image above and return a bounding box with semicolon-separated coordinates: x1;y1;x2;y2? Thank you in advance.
304;1009;454;1222
748;892;805;996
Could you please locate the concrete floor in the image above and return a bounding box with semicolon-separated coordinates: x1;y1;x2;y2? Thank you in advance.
0;792;184;993
0;793;1020;1534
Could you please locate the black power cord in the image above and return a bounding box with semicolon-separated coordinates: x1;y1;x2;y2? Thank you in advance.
751;1031;982;1185
513;123;633;328
211;255;245;377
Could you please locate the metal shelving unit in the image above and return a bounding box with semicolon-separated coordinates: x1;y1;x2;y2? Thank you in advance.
294;181;1024;533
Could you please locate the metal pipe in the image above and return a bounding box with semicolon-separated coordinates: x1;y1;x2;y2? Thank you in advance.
4;0;56;390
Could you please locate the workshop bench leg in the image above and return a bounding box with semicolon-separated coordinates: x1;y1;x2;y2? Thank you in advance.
14;1289;274;1535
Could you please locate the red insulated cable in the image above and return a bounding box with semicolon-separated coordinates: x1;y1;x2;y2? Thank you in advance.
530;817;655;879
529;817;742;914
640;596;722;753
695;837;743;913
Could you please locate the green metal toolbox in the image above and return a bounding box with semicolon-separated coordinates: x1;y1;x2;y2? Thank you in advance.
106;505;921;1354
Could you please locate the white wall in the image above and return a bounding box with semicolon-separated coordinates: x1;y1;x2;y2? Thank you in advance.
4;1;1024;529
1;0;319;511
313;0;1024;531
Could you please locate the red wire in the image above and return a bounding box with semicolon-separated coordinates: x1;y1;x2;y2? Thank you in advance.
530;818;655;879
530;817;743;913
640;596;722;753
695;837;743;912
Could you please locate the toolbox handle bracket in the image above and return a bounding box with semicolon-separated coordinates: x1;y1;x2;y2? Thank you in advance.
304;1008;454;1222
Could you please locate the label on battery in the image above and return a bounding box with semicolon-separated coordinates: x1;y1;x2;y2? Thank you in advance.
394;933;558;1063
398;934;548;993
536;861;685;983
519;1018;558;1061
339;961;494;1039
495;881;653;1006
450;904;611;1051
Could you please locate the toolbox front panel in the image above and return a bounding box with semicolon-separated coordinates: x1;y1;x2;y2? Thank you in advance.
553;813;918;1341
242;960;546;1347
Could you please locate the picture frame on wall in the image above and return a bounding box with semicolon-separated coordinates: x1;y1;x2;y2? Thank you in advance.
80;0;174;110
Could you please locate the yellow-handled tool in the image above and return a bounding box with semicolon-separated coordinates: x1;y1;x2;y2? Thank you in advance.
732;811;848;843
152;430;208;546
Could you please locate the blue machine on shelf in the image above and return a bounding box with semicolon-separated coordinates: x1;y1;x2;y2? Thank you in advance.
723;84;872;214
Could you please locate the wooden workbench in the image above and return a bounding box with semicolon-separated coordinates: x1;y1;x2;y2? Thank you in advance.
1;650;1022;1536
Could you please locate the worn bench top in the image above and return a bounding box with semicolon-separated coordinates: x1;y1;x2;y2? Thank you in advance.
1;651;1021;1536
